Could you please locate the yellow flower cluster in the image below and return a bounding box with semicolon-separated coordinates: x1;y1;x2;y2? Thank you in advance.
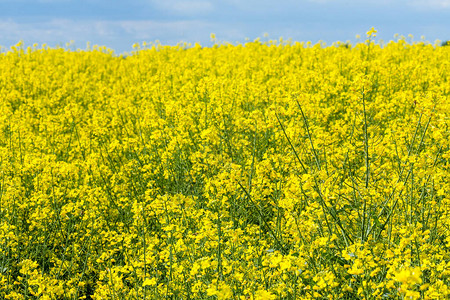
0;36;449;299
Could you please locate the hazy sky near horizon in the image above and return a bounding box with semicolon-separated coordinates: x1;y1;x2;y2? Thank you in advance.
1;0;450;53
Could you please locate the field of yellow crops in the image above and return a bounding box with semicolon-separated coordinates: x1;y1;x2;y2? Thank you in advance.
0;33;449;299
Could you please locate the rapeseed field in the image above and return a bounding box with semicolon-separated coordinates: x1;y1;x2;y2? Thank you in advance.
0;31;449;299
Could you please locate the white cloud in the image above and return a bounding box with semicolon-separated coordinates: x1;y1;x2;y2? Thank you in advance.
0;19;102;41
149;0;214;16
412;0;450;8
0;18;218;52
406;0;450;10
36;0;71;2
306;0;332;3
117;19;213;40
0;0;71;2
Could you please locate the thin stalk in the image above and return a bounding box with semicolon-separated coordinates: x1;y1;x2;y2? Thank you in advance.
217;209;223;282
275;113;307;173
142;205;147;300
276;112;353;245
362;90;369;242
295;99;321;171
374;132;440;240
370;113;430;230
237;181;288;255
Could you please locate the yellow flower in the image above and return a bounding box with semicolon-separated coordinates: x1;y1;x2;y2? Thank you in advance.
255;290;276;300
394;267;422;286
366;27;377;37
279;258;291;271
142;278;157;287
348;268;364;276
348;259;364;276
207;286;218;297
217;284;233;300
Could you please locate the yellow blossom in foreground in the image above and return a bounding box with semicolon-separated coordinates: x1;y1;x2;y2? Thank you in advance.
394;267;422;286
255;289;277;300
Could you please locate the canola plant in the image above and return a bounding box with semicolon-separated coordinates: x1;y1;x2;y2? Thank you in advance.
0;32;449;299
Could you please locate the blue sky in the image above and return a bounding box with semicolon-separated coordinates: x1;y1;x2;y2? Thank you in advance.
1;0;450;54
